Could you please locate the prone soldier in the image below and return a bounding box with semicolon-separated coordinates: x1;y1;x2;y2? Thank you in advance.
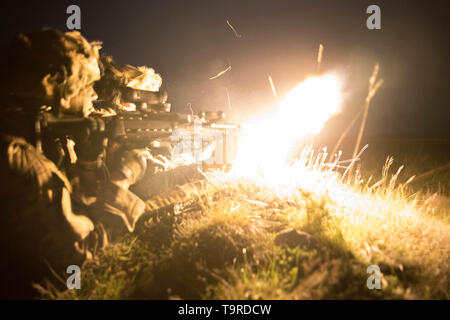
0;29;157;298
0;28;234;299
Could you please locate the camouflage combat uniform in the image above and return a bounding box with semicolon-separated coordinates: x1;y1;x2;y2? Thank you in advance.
0;29;105;298
0;29;199;299
0;134;94;298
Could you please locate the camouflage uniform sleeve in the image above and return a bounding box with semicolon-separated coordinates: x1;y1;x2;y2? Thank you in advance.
91;181;147;240
0;134;94;263
1;135;60;200
1;134;93;235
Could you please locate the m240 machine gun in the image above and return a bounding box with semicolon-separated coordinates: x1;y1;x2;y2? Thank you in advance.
98;85;241;169
38;85;241;171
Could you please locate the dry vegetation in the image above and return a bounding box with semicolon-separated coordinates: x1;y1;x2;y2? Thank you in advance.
39;145;450;300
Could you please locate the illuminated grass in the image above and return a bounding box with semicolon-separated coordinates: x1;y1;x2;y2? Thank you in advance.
39;151;450;300
34;65;449;300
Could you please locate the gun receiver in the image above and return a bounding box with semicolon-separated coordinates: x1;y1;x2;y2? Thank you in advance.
108;109;192;149
39;86;240;168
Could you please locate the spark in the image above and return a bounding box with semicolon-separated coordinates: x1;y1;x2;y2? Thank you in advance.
226;19;242;38
209;65;232;80
317;44;324;72
268;75;277;97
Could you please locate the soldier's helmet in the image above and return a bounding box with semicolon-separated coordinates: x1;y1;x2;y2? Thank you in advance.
1;28;102;117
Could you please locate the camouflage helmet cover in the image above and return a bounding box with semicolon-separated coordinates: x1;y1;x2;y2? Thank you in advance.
2;28;102;115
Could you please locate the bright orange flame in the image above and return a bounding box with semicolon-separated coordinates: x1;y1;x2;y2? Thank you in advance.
231;74;342;185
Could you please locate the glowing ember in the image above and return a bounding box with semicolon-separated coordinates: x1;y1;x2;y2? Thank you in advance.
231;74;342;186
127;66;162;92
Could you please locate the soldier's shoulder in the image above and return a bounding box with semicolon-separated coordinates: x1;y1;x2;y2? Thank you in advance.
0;134;70;194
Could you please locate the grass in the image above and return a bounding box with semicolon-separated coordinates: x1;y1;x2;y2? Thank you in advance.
38;139;450;300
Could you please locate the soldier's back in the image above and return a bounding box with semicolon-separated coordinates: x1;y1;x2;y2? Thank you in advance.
0;134;86;299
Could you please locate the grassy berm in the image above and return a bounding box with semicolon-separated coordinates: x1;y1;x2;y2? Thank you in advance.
39;144;449;300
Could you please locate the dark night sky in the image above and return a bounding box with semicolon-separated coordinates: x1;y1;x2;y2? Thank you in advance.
1;0;449;139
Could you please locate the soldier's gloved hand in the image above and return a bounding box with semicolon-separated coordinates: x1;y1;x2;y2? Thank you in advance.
74;117;106;161
147;154;170;174
114;148;151;186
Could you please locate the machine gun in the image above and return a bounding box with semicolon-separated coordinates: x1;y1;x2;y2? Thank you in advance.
38;85;240;171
